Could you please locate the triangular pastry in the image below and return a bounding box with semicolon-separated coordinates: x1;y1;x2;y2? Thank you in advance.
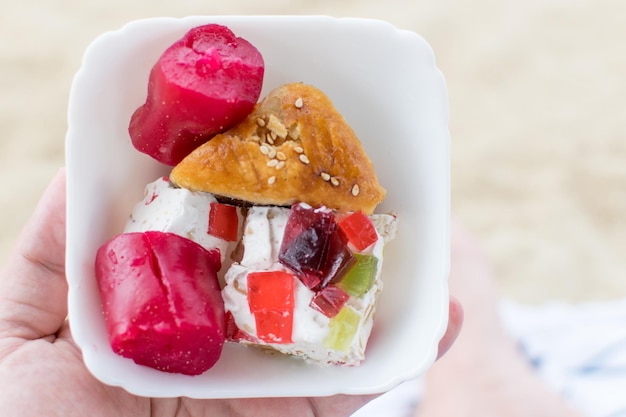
170;83;386;214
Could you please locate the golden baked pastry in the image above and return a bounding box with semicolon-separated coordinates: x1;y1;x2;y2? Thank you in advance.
170;82;386;214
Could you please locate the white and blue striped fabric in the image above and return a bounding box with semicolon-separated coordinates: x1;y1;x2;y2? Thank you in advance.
353;298;626;417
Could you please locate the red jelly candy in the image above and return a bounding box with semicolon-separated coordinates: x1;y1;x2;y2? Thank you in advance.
310;285;350;318
338;211;379;252
254;310;294;344
208;202;239;241
129;24;265;166
278;205;335;280
247;271;294;312
318;229;356;289
95;231;225;375
279;204;354;290
247;270;295;344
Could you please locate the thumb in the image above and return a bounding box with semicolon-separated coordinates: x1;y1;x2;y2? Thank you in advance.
0;168;67;340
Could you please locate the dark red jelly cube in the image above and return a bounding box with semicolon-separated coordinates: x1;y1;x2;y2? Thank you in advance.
318;229;356;289
279;204;354;290
278;205;335;279
338;211;379;252
310;285;350;318
297;273;323;291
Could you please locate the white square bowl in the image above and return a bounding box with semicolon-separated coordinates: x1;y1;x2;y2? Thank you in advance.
65;15;450;399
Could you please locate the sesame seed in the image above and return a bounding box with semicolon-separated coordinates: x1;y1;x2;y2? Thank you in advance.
250;135;261;142
320;172;331;181
260;144;270;155
266;134;275;145
267;159;279;167
276;161;285;169
268;176;276;185
299;154;310;164
268;147;277;158
351;184;360;196
330;177;339;186
256;118;266;127
295;97;303;108
294;146;304;154
276;151;287;161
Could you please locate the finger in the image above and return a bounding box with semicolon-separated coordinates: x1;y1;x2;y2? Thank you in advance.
0;168;67;340
310;394;380;417
436;296;464;360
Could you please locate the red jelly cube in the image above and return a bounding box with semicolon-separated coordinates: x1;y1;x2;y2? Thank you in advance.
310;285;350;318
318;230;355;289
278;205;335;279
247;271;294;313
254;310;293;344
297;273;323;291
338;211;379;252
208;202;239;241
279;204;354;290
247;271;295;344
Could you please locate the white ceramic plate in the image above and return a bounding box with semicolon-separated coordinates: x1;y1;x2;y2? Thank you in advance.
65;15;450;399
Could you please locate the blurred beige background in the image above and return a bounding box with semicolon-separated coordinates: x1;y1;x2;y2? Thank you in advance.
1;0;624;303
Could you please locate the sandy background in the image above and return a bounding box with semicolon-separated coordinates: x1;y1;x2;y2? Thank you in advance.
1;0;624;304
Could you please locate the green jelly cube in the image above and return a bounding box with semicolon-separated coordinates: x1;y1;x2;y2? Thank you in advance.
323;306;361;352
336;254;378;297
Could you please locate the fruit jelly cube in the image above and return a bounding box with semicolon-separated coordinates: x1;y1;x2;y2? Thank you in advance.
323;305;361;352
208;202;239;241
338;211;378;252
254;310;293;344
335;254;379;297
318;229;355;290
279;203;355;290
278;204;336;276
309;285;350;318
247;270;295;313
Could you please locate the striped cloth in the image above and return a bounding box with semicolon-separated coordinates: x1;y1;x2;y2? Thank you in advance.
353;298;626;417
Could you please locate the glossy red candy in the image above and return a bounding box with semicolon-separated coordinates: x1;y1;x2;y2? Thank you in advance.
208;202;239;241
278;204;354;290
95;231;225;375
129;24;265;166
278;205;334;283
247;270;294;312
254;310;294;344
319;229;356;289
247;271;294;344
309;285;350;318
338;211;378;252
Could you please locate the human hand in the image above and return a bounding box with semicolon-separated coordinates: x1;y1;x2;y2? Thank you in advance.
0;168;462;417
